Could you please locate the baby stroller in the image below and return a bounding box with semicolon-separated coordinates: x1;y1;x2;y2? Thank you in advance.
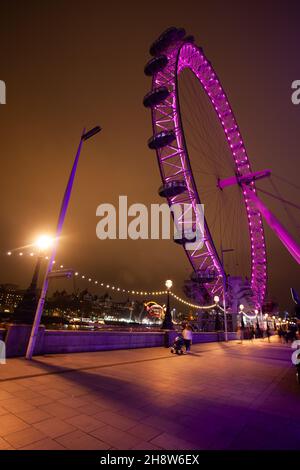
170;335;185;355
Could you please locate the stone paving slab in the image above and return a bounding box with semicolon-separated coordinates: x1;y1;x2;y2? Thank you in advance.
0;338;299;450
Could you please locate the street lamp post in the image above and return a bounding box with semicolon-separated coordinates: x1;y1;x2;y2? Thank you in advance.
26;127;101;360
238;304;245;342
214;291;228;342
214;295;220;332
162;280;173;330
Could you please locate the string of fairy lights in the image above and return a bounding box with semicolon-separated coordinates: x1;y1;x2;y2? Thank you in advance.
4;250;218;311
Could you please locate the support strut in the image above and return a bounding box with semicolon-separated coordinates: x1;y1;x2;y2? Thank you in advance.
245;187;300;265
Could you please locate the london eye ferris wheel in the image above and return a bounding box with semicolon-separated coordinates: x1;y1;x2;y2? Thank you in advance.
144;27;268;309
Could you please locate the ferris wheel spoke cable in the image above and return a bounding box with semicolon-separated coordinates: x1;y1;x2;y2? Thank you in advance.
208;196;221;237
188;99;230;172
186;139;224;182
178;109;223;173
188;71;225;159
238;197;248;275
227;195;240;268
272;173;300;192
225;190;247;276
269;179;300;239
181;107;226;174
181;78;230;173
256;182;300;240
256;184;300;212
192;114;229;176
187;72;235;175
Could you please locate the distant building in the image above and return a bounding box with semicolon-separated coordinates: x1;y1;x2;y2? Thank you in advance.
90;293;136;321
0;284;24;311
14;256;42;323
45;290;141;323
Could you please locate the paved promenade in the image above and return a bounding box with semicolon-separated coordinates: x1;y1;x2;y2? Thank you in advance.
0;338;299;450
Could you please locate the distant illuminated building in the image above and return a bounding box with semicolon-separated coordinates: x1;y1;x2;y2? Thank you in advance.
0;284;24;312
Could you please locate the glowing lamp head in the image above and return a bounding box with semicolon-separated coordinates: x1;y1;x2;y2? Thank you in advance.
254;309;259;315
214;295;220;303
165;279;173;290
35;235;54;251
239;304;244;311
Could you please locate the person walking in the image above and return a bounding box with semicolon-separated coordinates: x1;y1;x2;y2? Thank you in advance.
266;324;271;343
182;324;193;353
278;326;284;343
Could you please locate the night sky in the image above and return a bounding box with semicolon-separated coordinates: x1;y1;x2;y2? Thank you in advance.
1;0;299;310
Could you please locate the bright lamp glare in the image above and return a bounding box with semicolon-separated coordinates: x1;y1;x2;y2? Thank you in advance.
165;279;173;289
214;296;220;303
35;235;53;251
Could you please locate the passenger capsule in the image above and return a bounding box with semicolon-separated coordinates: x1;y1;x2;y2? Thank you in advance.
182;35;195;44
173;229;197;245
149;27;186;56
144;56;168;76
143;87;170;108
158;180;187;198
190;270;216;284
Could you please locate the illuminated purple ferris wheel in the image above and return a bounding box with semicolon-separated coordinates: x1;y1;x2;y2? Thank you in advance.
144;27;269;308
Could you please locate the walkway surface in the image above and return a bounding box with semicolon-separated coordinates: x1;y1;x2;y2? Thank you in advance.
0;338;299;450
